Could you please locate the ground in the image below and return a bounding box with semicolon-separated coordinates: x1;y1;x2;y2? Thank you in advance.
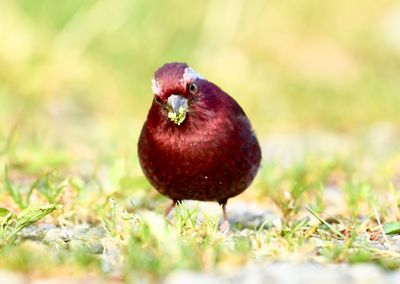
2;127;400;283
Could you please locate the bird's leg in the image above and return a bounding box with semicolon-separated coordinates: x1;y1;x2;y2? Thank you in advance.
164;199;179;217
222;203;228;222
165;200;176;216
219;199;230;233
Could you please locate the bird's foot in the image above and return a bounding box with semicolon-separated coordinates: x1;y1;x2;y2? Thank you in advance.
219;220;231;234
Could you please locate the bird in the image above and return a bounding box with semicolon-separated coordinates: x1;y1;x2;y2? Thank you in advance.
138;62;261;230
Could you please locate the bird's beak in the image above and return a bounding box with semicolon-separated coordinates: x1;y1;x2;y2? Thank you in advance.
166;95;188;125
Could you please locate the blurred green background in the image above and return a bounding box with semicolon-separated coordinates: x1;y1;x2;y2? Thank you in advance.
1;0;400;173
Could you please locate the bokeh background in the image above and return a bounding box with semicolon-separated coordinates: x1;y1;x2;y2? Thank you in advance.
1;0;400;178
3;1;400;279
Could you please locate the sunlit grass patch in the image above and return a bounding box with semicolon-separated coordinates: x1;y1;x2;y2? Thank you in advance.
0;204;61;248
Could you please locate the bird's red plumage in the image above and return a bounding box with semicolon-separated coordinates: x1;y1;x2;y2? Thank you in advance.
138;62;261;207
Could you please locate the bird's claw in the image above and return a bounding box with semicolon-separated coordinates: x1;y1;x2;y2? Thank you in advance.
219;220;231;234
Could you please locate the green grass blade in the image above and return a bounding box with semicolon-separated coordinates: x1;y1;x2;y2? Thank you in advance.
3;166;25;209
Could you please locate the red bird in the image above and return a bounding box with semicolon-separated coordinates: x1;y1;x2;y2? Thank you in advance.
138;62;261;229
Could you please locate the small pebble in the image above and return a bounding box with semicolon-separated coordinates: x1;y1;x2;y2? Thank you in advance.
0;270;26;284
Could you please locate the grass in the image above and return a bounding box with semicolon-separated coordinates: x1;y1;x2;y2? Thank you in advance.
0;204;61;248
2;141;400;281
1;0;400;282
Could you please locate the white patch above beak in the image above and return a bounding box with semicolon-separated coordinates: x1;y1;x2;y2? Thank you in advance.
151;78;161;95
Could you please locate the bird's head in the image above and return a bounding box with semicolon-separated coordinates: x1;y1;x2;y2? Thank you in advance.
151;62;204;126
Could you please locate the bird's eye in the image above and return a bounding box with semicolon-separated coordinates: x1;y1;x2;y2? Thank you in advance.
154;95;162;104
188;82;198;94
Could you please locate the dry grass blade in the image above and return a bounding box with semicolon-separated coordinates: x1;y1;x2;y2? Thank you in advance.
306;206;346;239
